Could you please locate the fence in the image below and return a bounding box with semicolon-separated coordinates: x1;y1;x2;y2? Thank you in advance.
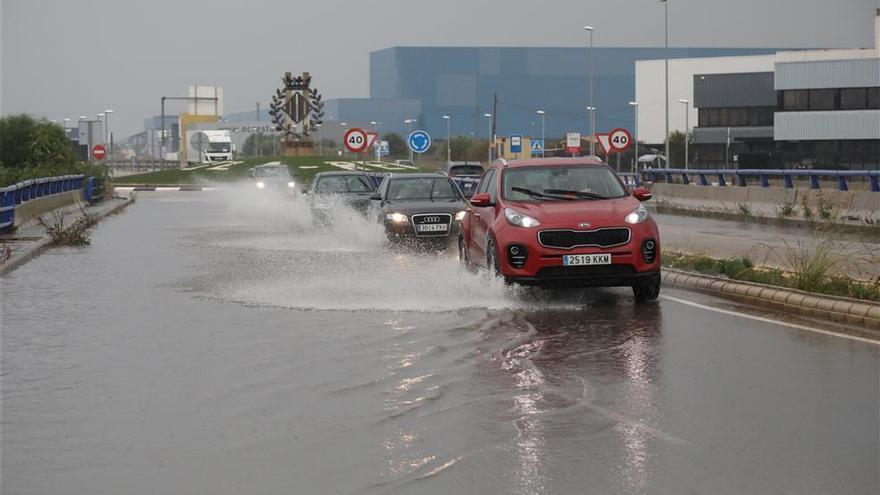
643;168;880;192
0;175;105;231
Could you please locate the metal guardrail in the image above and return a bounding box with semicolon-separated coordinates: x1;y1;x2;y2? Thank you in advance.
644;168;880;192
107;159;180;172
0;175;106;231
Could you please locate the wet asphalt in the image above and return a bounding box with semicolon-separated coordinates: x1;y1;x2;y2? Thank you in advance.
2;189;877;495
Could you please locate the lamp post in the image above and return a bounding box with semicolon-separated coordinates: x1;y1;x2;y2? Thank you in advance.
585;26;595;155
679;98;690;169
660;0;669;169
628;101;639;173
442;115;451;162
404;118;417;162
484;113;493;163
104;109;113;160
536;110;546;158
586;107;596;155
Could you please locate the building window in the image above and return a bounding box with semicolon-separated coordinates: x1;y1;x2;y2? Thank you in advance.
783;90;809;110
868;88;880;110
808;89;836;110
840;88;867;110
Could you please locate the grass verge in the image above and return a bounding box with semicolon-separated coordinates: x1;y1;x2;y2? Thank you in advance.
112;156;425;187
663;251;880;302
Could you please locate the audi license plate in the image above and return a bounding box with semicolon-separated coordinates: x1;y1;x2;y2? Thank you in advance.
563;254;611;266
417;224;448;232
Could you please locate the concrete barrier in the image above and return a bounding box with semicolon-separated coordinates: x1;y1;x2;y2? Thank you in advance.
13;190;84;227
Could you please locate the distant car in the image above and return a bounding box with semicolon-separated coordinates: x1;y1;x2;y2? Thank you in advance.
444;162;485;198
444;161;484;178
459;157;661;300
369;173;469;249
307;171;377;224
249;165;296;195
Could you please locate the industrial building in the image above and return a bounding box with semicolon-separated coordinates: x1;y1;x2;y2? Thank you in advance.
685;8;880;170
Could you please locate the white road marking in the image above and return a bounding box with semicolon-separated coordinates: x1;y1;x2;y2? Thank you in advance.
660;295;880;345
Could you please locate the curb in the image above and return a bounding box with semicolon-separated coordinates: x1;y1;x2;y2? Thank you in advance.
114;186;213;192
662;268;880;330
0;196;135;276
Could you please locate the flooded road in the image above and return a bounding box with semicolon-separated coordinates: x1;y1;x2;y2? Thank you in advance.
2;190;878;495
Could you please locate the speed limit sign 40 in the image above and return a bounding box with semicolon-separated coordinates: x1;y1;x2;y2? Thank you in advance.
343;128;368;153
609;128;632;153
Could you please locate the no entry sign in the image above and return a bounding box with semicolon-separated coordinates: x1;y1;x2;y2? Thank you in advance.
92;144;106;160
343;128;368;153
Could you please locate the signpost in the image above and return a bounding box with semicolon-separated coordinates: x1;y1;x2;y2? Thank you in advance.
375;140;390;161
510;135;522;155
595;128;633;171
343;128;368;153
565;132;581;156
530;139;544;156
92;144;106;161
408;130;431;155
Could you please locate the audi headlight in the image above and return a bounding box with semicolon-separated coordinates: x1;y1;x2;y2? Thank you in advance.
625;203;649;224
386;212;409;223
454;210;466;221
256;181;266;189
504;207;541;228
287;181;296;188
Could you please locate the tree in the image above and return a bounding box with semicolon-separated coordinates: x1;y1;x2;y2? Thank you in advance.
241;133;281;157
0;114;76;169
667;130;692;168
382;133;407;158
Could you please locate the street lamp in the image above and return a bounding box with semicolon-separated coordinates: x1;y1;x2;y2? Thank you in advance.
536;110;546;158
442;115;451;162
104;109;114;159
585;26;595;155
404;118;417;162
679;98;690;169
628;101;639;172
483;113;493;163
660;0;669;168
586;107;596;155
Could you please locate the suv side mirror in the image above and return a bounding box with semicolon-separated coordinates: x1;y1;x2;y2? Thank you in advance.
470;193;492;207
370;192;382;201
632;187;653;201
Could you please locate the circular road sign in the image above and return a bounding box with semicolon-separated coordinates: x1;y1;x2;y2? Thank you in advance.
408;130;432;154
343;128;368;153
609;128;633;153
92;144;106;160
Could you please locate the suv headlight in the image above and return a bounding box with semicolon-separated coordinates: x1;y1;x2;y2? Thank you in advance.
505;208;541;228
625;203;649;224
386;212;409;223
256;181;266;189
287;181;296;188
454;210;466;221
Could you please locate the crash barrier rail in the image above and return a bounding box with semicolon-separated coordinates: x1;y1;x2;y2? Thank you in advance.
0;175;105;231
362;172;481;198
107;159;179;172
643;168;880;192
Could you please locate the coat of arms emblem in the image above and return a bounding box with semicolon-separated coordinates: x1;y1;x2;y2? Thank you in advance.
269;72;324;140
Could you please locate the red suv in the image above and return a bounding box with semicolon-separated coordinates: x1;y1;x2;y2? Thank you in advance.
458;157;661;300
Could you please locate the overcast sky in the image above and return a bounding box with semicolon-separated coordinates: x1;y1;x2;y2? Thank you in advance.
2;0;878;136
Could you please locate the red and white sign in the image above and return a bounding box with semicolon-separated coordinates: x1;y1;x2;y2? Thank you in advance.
597;128;633;154
366;132;379;149
92;144;106;160
343;128;368;153
565;132;581;155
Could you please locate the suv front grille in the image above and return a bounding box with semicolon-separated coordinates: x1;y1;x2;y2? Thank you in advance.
538;228;631;250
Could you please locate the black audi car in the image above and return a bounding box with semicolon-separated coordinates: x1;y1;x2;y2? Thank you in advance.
307;171;377;224
369;173;469;249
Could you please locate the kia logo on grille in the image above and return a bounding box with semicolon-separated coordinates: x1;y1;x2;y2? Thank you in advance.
577;221;592;229
424;216;442;223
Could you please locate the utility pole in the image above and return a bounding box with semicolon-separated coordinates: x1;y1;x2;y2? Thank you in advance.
660;0;670;169
484;113;493;164
491;93;498;162
679;98;690;169
585;26;595;155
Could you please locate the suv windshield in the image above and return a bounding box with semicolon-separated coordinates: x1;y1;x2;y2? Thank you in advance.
503;165;627;201
315;175;373;193
388;177;460;201
254;166;290;177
